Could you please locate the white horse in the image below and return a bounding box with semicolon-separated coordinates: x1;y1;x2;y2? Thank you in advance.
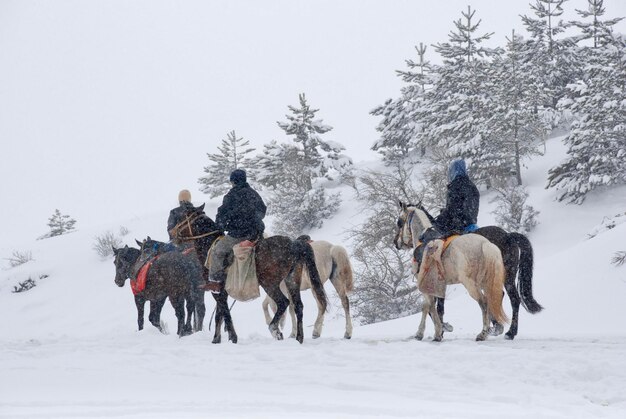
262;238;354;339
394;202;509;341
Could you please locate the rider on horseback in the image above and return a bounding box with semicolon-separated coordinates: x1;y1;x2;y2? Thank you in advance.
417;159;480;333
421;158;480;244
167;189;195;240
201;169;266;294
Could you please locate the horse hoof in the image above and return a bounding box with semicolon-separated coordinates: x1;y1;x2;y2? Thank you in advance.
312;333;320;339
476;332;488;341
415;334;424;341
344;333;352;340
297;335;303;344
433;336;442;342
289;333;296;339
229;335;238;344
505;332;515;340
489;324;504;336
212;336;221;344
442;322;454;333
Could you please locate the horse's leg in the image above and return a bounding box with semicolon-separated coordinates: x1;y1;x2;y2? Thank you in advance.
215;289;237;343
184;295;195;335
416;295;432;340
502;261;520;340
155;297;166;331
134;295;145;331
284;281;304;343
476;298;490;341
431;298;444;342
193;289;206;332
170;295;187;337
266;287;289;341
340;294;353;339
262;295;274;326
148;299;164;333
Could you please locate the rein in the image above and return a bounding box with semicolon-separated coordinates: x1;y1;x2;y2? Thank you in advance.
174;212;221;241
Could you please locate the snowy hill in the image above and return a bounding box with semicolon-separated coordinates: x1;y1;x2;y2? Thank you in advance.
1;136;626;418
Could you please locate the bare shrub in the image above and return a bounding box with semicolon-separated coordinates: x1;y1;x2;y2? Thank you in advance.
5;250;33;268
93;231;123;259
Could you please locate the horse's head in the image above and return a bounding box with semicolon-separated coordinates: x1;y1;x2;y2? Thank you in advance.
112;245;140;287
175;204;221;248
394;201;431;250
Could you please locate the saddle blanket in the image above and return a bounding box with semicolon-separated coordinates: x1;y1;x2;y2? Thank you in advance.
131;258;155;295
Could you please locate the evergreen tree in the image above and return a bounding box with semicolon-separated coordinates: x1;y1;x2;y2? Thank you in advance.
255;141;342;236
371;43;433;164
547;34;626;203
569;0;623;48
520;0;579;118
46;209;76;237
486;30;547;186
277;93;352;188
256;95;352;235
198;130;256;198
420;6;499;186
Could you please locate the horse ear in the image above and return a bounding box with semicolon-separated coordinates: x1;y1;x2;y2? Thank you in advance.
399;200;406;210
198;203;205;212
147;236;152;241
112;246;118;255
124;244;129;249
135;239;142;246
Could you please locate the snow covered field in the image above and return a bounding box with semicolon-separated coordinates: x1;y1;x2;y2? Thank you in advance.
2;136;626;418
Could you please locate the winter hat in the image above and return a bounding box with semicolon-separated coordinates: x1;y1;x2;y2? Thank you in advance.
229;169;247;186
448;159;467;182
178;189;192;203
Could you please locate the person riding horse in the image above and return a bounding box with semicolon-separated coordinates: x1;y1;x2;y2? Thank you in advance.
201;169;266;294
417;159;480;332
167;189;195;240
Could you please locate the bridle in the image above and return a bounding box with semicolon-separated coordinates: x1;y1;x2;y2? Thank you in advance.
397;207;417;249
174;212;222;242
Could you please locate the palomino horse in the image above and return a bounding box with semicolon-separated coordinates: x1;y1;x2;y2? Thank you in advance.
262;235;354;339
395;202;509;341
403;202;543;339
174;203;328;344
112;242;204;337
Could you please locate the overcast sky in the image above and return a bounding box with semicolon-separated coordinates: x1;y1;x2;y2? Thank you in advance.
1;0;625;245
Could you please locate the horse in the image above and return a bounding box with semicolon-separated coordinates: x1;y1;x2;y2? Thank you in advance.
138;237;207;333
395;202;509;341
112;241;204;337
169;204;238;344
261;235;354;339
399;201;543;339
174;203;328;344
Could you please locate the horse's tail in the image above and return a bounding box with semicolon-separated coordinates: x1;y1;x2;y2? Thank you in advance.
508;232;543;314
330;245;354;295
294;239;328;313
481;242;509;325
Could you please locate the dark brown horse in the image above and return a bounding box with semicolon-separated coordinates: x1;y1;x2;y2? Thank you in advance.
174;203;328;344
113;242;204;337
395;202;543;340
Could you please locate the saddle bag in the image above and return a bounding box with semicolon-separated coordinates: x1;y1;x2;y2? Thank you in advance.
225;241;260;301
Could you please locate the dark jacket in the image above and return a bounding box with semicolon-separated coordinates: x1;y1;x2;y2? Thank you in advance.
167;201;195;239
215;182;266;239
434;175;479;234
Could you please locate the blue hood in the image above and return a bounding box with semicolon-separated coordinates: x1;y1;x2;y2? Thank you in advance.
448;159;467;182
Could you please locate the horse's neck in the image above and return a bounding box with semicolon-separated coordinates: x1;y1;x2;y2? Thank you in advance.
410;209;431;247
